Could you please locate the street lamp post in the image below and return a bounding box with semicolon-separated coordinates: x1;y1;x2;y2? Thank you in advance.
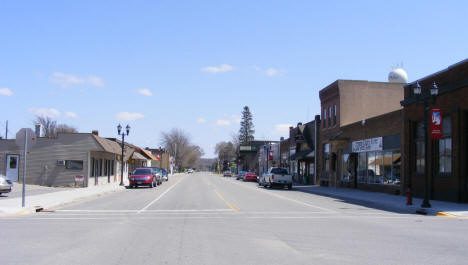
117;124;130;186
413;81;439;208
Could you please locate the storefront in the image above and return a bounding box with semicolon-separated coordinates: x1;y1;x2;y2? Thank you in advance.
340;135;401;193
321;110;404;194
401;59;468;202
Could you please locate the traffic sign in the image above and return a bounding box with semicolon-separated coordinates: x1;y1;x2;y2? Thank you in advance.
15;128;36;152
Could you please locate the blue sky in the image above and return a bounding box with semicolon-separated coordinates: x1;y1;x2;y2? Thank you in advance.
1;0;467;157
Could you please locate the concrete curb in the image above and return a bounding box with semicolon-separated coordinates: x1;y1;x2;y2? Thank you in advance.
294;186;427;215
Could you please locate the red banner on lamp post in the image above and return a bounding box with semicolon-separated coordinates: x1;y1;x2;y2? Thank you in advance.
268;150;274;161
430;109;442;139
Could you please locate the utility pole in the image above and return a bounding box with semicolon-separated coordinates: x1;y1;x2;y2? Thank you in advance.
5;120;8;139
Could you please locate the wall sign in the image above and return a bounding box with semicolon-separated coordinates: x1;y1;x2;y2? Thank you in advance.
352;137;383;153
430;109;442;139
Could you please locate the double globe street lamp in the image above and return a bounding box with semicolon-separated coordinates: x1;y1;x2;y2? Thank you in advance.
117;124;130;186
413;81;439;208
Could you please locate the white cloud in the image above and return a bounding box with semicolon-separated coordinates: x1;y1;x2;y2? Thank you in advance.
49;72;104;88
197;118;207;123
0;88;13;96
273;124;292;136
254;66;284;77
65;112;78;118
201;64;234;74
115;112;144;121
138;88;152;96
216;119;231;126
29;108;61;118
231;114;241;124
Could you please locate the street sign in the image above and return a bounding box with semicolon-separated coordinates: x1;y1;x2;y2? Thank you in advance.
15;128;36;152
15;128;35;208
75;175;84;182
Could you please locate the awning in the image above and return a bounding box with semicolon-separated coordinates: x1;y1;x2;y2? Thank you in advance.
131;151;147;160
290;149;314;160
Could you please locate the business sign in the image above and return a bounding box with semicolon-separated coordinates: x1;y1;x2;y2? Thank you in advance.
240;146;257;152
352;137;383;153
430;109;443;139
75;175;84;182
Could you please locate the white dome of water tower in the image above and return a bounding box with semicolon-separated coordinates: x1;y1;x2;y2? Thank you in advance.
388;67;408;83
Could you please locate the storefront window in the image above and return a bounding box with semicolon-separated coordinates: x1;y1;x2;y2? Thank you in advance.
439;116;452;174
383;151;392;184
342;154;350;182
323;144;330;172
375;151;383;184
358;152;367;183
367;152;376;183
392;150;401;185
415;121;425;174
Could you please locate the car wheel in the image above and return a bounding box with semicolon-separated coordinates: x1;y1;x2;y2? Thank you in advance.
268;181;272;188
288;184;292;190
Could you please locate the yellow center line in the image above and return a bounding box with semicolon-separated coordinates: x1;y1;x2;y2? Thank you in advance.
214;190;239;212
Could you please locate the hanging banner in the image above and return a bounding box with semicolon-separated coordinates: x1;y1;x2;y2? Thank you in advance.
268;150;274;161
430;109;442;139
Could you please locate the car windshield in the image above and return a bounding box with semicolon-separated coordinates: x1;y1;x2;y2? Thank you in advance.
149;167;160;173
132;169;152;175
271;168;288;174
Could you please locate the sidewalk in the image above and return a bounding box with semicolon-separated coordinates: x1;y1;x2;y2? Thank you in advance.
0;182;127;217
294;185;468;217
0;173;186;217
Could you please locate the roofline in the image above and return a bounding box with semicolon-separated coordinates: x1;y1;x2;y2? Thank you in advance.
406;58;468;86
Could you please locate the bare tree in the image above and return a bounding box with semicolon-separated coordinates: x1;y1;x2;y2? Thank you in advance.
56;124;78;134
214;141;236;162
160;128;204;170
34;116;78;137
34;116;57;137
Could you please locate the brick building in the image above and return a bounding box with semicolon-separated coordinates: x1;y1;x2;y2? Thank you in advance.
401;59;468;202
318;79;404;195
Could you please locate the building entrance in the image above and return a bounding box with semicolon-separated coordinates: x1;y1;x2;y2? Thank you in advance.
6;155;19;182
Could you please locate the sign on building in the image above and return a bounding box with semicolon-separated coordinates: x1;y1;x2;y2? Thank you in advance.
352;137;383;153
430;109;443;139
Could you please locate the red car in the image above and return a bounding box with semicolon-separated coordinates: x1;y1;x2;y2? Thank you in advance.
243;172;257;181
129;168;157;188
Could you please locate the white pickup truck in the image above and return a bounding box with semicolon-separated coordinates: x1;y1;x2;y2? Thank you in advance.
262;167;292;189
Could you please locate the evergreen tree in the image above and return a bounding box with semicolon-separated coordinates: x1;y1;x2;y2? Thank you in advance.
238;106;255;144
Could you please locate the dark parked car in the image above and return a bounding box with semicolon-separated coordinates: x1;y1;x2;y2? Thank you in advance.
236;171;246;180
129;168;157;188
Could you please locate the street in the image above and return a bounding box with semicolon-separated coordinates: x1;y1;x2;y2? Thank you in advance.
1;172;467;265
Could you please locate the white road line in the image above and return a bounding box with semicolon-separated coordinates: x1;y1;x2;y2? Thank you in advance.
222;177;337;213
7;215;416;220
55;209;233;213
137;177;184;214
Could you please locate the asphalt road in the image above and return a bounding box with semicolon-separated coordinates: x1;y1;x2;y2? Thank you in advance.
1;172;467;265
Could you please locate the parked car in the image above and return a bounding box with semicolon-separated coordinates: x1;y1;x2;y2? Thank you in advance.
146;167;163;185
0;175;13;195
129;168;157;188
187;168;194;174
161;168;168;181
243;172;257;181
263;167;292;189
236;171;246;180
223;170;232;177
